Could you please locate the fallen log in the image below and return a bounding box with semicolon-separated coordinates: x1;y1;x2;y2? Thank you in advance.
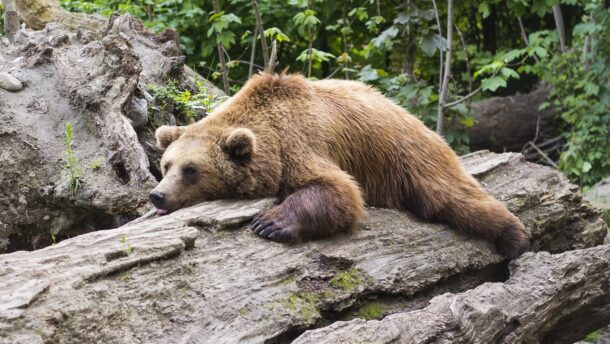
0;151;606;343
294;243;610;344
467;84;558;153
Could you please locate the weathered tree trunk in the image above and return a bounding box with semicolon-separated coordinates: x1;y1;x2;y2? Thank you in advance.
467;84;557;152
2;0;19;43
0;151;606;343
12;0;223;96
14;0;105;31
294;244;610;344
0;14;222;253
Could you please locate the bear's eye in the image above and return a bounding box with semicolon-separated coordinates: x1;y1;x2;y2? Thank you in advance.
183;166;197;176
164;162;171;172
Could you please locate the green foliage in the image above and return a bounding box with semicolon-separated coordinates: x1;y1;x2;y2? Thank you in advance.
529;2;610;186
584;329;604;342
208;11;241;49
120;234;133;255
89;158;104;170
147;80;223;124
356;302;384;320
63;122;84;194
284;292;319;322
264;27;290;42
330;267;363;291
0;3;4;35
293;9;320;35
548;52;610;186
296;48;335;64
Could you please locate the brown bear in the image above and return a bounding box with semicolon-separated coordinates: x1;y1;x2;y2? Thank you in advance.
150;73;529;258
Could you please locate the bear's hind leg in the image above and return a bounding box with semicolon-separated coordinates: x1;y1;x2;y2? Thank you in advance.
251;165;365;242
436;194;529;259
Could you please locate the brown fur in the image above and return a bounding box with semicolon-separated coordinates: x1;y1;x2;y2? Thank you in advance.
152;73;529;258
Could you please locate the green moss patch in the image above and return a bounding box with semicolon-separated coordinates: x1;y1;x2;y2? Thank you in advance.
330;267;364;291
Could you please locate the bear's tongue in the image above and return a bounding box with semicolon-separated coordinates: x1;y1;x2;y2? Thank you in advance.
156;208;168;216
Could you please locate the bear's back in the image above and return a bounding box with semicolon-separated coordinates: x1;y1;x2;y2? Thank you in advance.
304;79;449;208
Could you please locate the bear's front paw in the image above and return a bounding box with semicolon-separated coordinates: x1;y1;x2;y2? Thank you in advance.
250;212;296;243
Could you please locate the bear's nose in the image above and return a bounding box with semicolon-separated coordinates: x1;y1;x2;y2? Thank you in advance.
149;191;166;207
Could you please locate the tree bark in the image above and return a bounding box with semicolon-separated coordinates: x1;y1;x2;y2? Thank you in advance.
436;0;453;135
2;0;19;43
13;0;224;96
0;151;606;343
248;26;258;79
294;244;610;344
14;0;105;31
0;14;223;253
467;84;557;152
402;0;416;78
212;0;230;95
553;4;567;53
307;25;313;78
251;0;269;70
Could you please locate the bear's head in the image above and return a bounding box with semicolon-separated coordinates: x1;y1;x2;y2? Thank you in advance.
149;124;267;215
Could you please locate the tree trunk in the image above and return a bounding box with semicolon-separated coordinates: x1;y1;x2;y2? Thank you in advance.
14;0;105;31
0;14;223;253
2;0;19;43
212;0;230;95
251;0;269;69
294;244;610;344
12;0;223;96
437;0;453;135
467;84;558;152
553;4;567;53
0;151;606;343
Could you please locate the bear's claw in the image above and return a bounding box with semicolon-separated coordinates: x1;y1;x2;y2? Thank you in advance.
250;213;295;242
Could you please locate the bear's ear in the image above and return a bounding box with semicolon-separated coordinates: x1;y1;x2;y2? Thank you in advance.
155;125;185;149
223;128;256;161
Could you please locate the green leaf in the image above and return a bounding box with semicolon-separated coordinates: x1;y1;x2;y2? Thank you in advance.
460;116;475;128
340;26;353;35
500;67;520;80
211;20;229;34
223;13;241;24
336;52;352;64
582;161;592;173
366;16;385;33
358;65;382;82
481;76;507;92
421;33;446;56
584;83;599;96
420;9;436;21
478;3;490;18
501;49;525;63
216;31;236;48
304;16;321;27
531;46;547;58
474;61;504;78
264;27;291;42
372;26;399;49
296;48;335;63
348;7;368;21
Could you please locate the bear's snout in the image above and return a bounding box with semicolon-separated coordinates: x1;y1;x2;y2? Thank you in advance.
149;191;166;208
